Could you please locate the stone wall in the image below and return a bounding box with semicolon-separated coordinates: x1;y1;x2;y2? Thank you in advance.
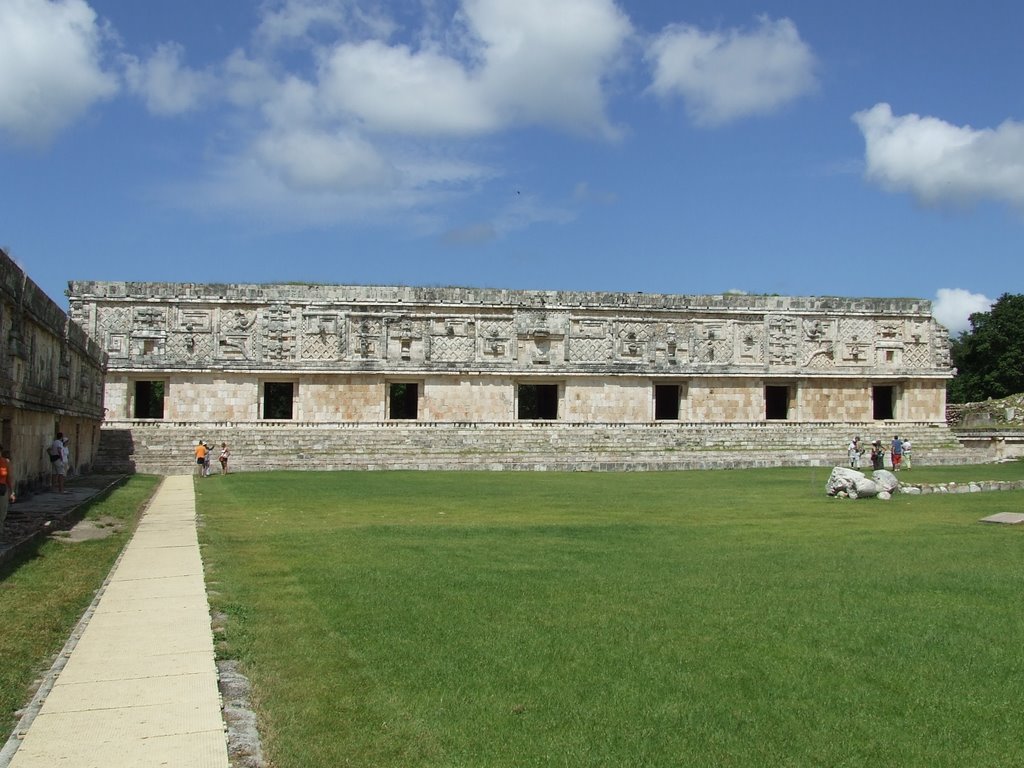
0;251;106;491
69;281;953;428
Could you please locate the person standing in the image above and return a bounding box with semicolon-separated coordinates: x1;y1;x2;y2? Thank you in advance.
55;437;70;492
848;436;862;469
902;438;913;469
194;440;207;476
219;442;230;475
870;440;885;471
203;442;213;477
0;445;14;534
49;430;65;489
891;435;904;471
49;431;66;493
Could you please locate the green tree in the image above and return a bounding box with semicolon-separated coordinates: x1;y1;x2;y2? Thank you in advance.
948;293;1024;403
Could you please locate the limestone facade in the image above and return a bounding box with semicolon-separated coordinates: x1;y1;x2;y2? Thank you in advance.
67;282;952;427
1;252;106;491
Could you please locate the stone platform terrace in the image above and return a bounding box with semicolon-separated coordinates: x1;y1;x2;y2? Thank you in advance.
95;420;967;475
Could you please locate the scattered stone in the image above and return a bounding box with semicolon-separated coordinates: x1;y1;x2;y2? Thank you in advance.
877;491;891;501
218;659;266;768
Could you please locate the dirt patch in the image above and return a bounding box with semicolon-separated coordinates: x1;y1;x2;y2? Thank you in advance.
50;516;123;543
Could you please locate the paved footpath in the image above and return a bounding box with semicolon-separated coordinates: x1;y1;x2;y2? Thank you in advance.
5;475;230;768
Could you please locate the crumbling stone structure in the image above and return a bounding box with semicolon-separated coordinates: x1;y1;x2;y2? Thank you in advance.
67;281;958;472
0;251;106;492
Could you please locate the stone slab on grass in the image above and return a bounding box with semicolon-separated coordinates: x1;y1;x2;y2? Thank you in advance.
979;512;1024;525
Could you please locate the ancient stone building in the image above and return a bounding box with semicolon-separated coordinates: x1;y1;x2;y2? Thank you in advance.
0;251;106;492
67;281;958;473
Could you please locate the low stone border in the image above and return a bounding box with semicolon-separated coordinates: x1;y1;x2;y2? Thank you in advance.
898;480;1024;495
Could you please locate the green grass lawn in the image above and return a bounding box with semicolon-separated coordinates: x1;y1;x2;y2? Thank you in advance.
196;464;1024;768
0;475;160;729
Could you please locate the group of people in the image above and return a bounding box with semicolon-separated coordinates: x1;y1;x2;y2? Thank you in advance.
0;431;74;535
194;440;230;476
847;435;912;471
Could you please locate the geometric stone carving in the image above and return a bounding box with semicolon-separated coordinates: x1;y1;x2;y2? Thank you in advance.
734;322;764;365
615;321;652;362
569;337;612;362
516;310;567;365
388;316;427;362
301;312;343;361
262;305;294;361
692;322;732;364
134;307;167;331
350;316;383;359
478;319;514;361
838;318;873;365
767;315;798;366
177;308;212;333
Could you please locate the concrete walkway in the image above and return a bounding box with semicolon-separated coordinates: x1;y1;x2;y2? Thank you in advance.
5;475;229;768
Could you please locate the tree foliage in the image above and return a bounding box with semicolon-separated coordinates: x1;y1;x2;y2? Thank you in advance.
948;293;1024;403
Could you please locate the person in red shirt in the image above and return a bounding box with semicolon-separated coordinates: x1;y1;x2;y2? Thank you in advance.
0;445;15;535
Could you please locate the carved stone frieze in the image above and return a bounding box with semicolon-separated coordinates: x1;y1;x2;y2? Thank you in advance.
692;322;732;365
734;321;764;366
767;315;798;366
262;306;295;362
64;282;955;380
301;311;343;361
801;318;836;369
516;310;567;365
478;319;515;361
350;316;384;360
615;321;653;362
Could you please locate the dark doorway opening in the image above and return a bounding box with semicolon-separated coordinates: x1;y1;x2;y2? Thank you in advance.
389;383;419;419
873;386;895;420
134;380;165;419
654;385;680;420
765;385;789;420
518;384;558;420
263;382;294;420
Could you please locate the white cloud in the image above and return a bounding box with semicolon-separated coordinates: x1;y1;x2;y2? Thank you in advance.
853;103;1024;209
124;42;215;116
646;16;816;126
254;0;394;49
317;0;632;138
933;288;993;335
254;128;399;192
465;0;633;139
0;0;118;145
180;0;630;223
320;40;499;135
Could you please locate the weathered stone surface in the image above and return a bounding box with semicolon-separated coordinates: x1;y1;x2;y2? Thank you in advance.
872;470;899;493
826;466;865;496
979;512;1024;524
854;477;881;497
68;280;954;425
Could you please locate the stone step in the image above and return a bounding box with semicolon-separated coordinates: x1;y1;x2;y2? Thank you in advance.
98;421;966;474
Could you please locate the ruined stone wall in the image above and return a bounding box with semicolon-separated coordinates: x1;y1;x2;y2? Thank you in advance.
68;281;953;427
0;251;106;490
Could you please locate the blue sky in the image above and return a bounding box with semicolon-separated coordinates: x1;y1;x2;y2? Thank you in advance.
2;0;1022;334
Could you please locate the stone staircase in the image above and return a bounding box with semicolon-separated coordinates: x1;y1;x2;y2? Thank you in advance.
95;420;968;475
